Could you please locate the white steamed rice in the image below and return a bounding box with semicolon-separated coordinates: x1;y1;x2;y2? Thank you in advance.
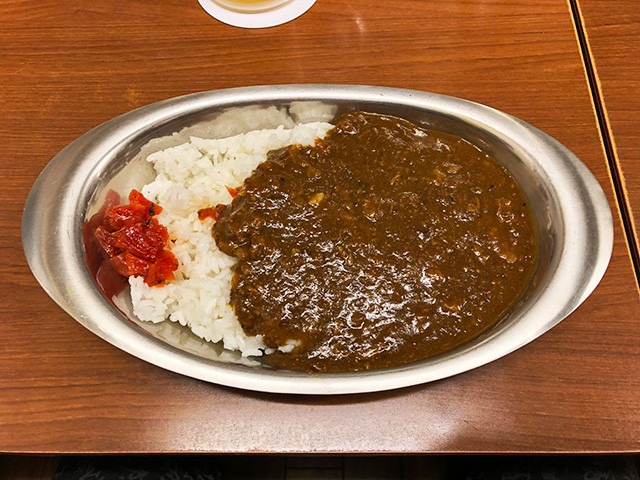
128;121;333;357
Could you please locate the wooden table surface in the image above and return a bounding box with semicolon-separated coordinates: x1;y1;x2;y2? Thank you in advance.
1;0;639;454
576;0;640;271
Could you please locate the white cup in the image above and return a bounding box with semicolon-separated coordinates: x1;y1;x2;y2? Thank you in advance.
198;0;316;28
212;0;292;13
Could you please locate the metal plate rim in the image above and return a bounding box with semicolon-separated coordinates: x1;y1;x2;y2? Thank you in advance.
22;85;614;395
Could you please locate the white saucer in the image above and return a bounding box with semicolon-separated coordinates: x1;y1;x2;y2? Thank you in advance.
198;0;316;28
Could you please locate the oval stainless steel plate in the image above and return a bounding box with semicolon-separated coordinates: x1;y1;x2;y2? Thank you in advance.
22;85;613;395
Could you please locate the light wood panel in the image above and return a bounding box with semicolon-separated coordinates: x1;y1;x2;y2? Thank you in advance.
1;0;639;453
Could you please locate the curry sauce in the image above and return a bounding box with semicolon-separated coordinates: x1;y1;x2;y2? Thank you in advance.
214;112;537;372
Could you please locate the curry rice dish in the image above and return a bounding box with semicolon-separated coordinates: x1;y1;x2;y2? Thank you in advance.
101;111;537;373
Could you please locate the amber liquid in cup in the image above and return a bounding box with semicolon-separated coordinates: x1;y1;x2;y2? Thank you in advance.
213;0;291;12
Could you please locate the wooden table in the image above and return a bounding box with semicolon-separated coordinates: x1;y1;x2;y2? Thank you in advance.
1;0;639;454
575;0;640;271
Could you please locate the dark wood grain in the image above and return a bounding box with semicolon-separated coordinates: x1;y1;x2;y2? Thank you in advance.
1;0;639;453
575;0;640;266
0;456;59;480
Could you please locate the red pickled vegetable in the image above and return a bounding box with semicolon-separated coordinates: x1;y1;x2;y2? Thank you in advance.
114;223;165;262
226;185;241;198
103;204;148;231
109;253;130;277
128;189;162;214
145;250;179;286
95;261;128;298
91;190;178;287
110;252;151;277
83;190;122;276
94;226;119;258
197;204;227;221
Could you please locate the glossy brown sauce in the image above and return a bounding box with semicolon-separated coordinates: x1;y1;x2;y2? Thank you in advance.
214;112;537;372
